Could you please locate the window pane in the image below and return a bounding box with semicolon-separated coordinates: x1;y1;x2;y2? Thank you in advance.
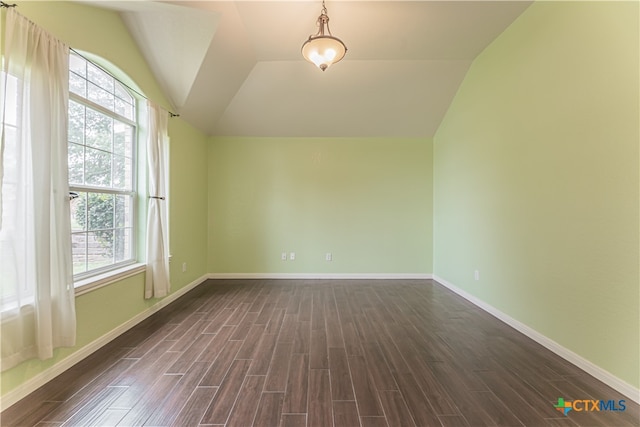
84;147;112;187
69;72;86;97
87;193;114;231
114;228;132;263
112;155;132;190
87;230;114;269
85;109;112;151
88;81;114;111
69;53;86;78
4;74;18;126
115;98;134;120
68;101;85;144
113;121;133;157
87;62;114;93
114;81;132;103
71;192;87;232
72;232;87;275
3;126;17;169
68;143;84;185
0;239;19;303
114;194;132;228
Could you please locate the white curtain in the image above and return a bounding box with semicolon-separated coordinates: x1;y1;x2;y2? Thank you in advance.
145;101;170;299
0;9;76;370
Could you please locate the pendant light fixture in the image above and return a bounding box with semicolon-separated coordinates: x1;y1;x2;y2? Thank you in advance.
301;0;347;71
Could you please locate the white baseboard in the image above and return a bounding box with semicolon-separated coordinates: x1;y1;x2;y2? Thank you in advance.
0;274;209;411
208;273;433;280
432;275;640;404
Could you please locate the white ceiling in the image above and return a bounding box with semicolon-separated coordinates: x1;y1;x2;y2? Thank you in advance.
83;1;532;137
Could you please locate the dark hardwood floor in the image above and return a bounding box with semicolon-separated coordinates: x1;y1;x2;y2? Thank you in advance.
1;279;638;426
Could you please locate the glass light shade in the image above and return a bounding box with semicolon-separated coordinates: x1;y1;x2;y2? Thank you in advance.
301;35;347;71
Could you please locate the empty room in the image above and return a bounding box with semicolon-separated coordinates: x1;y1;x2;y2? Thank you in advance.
0;0;638;426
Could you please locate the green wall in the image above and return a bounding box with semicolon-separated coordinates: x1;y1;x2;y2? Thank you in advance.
169;119;209;284
1;2;210;397
433;1;639;388
208;137;433;274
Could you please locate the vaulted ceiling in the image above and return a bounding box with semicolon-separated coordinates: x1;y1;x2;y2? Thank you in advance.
84;1;532;137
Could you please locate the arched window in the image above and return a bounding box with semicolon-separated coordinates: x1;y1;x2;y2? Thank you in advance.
67;52;138;278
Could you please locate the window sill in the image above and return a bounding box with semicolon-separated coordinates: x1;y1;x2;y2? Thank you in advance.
74;263;146;297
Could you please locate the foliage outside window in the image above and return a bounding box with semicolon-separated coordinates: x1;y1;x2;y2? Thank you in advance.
68;53;137;278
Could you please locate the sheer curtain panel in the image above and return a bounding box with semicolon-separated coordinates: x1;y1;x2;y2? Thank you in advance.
145;101;170;299
0;9;76;370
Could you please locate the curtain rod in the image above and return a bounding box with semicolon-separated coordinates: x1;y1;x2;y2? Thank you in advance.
70;48;180;118
1;2;179;118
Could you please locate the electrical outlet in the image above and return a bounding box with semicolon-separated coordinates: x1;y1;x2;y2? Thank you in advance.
289;252;296;261
281;252;287;261
182;262;187;273
474;270;480;281
325;253;332;261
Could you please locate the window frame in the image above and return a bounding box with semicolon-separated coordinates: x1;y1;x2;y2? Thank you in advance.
67;53;140;283
0;70;34;311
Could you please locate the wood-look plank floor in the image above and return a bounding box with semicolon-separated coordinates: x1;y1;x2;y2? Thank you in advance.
2;279;638;427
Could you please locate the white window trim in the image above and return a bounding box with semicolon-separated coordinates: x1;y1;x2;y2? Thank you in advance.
74;263;146;296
